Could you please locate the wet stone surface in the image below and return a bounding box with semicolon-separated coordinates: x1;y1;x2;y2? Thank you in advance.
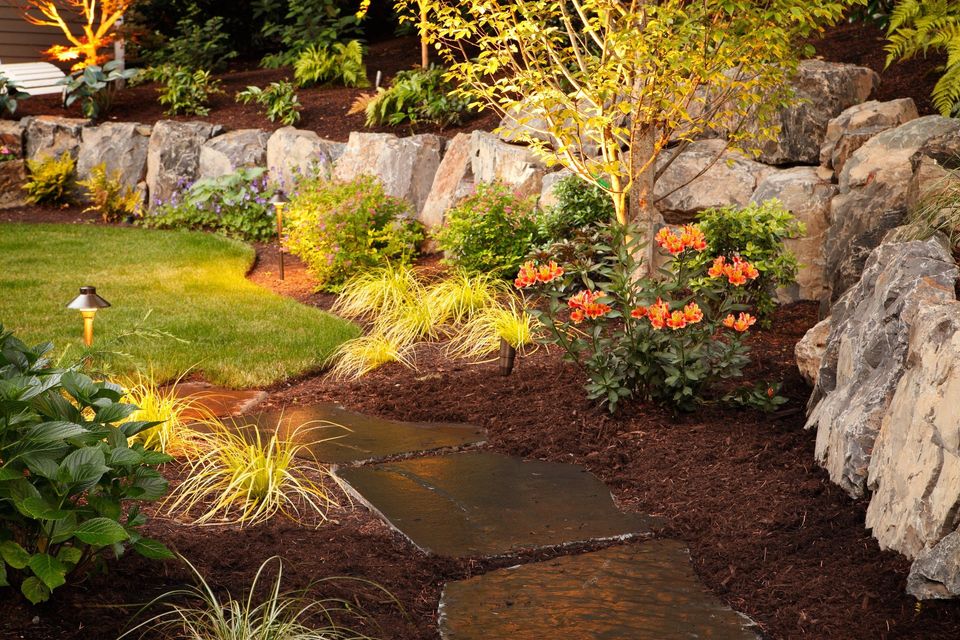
173;382;267;419
337;451;659;558
439;541;760;639
233;404;486;464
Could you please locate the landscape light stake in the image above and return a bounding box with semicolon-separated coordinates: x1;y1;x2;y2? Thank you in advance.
272;195;287;281
66;286;111;347
498;338;517;376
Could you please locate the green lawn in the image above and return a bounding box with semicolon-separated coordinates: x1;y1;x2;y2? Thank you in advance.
0;223;358;388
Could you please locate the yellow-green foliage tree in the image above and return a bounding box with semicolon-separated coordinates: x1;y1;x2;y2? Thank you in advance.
424;0;862;269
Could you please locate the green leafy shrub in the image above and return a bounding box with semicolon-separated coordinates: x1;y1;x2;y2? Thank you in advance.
364;66;470;128
236;81;302;125
284;174;423;291
143;168;278;242
61;61;139;121
886;0;960;116
690;200;803;323
293;40;368;88
145;13;238;72
0;325;173;604
78;162;142;222
23;153;76;205
256;0;363;68
539;174;615;241
434;182;541;276
522;223;761;412
0;73;29;118
150;65;222;116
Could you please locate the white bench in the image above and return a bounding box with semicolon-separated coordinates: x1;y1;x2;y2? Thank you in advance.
0;61;67;97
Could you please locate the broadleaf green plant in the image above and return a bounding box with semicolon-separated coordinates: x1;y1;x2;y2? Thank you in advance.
60;60;138;121
0;325;173;604
236;81;302;125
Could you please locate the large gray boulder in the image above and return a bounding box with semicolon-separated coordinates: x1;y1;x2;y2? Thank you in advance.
0;120;25;157
823;116;960;306
199;129;269;180
470;130;548;199
820;98;918;174
538;168;575;210
24;115;88;161
805;236;959;498
419;132;475;232
266;127;343;191
909;532;960;600
0;160;27;209
654;139;774;220
750;167;838;302
77;122;151;188
752;61;878;165
145;120;222;210
865;300;960;565
333;132;444;215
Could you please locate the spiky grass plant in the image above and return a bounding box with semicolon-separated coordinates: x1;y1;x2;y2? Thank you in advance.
446;296;539;362
332;263;423;321
329;334;416;380
123;371;210;457
165;419;343;527
424;270;510;326
897;171;960;250
123;556;383;640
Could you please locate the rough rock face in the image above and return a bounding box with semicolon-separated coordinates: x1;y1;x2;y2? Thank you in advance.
753;61;878;165
77;122;151;187
420;133;475;232
795;318;831;387
820;98;918;173
199;129;269;179
145;120;222;209
24;116;88;161
750;167;838;302
470;131;547;199
654;139;774;220
0;120;25;156
805;236;959;497
333;132;444;215
0;160;27;209
909;532;960;599
266;127;343;191
823;116;960;306
538;168;575;210
865;301;960;563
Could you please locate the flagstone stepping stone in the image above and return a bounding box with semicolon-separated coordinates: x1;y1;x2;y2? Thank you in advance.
337;451;659;557
172;382;267;420
234;404;486;464
439;541;760;639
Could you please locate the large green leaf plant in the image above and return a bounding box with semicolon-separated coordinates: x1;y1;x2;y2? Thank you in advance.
0;325;173;604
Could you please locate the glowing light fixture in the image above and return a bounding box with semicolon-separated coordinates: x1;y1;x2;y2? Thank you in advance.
67;286;111;347
271;193;287;281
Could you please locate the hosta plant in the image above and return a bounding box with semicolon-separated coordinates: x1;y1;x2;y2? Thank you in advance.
0;73;30;118
0;326;172;604
520;223;762;412
61;61;139;120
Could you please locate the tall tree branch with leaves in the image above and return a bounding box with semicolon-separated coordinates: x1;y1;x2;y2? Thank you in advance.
425;0;861;269
16;0;130;70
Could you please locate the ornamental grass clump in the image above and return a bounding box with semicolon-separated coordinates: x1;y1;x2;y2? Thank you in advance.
122;371;210;457
329;334;416;380
446;295;538;362
165;419;342;527
519;223;768;412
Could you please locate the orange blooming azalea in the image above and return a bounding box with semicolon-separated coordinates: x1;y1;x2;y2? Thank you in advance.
666;310;688;330
537;260;564;284
646;298;672;330
515;259;564;288
682;302;704;324
568;289;611;324
655;224;708;255
570;309;585;324
630;306;648;319
723;312;757;332
709;256;760;286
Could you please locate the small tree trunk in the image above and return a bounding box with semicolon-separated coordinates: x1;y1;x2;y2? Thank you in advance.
629;125;658;274
420;2;430;68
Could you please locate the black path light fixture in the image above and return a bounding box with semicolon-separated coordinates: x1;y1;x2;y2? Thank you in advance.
271;192;287;281
67;286;111;347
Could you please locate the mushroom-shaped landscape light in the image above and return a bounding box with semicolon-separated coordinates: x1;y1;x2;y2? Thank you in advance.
271;192;288;281
66;286;111;347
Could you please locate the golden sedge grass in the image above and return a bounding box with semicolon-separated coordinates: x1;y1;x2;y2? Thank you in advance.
122;555;386;640
424;270;509;326
165;419;343;527
123;370;210;457
332;263;423;320
329;333;416;380
446;296;539;362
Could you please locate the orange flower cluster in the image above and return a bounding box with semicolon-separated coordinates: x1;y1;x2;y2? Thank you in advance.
568;290;611;324
632;299;703;330
655;224;708;255
707;256;760;286
722;312;757;332
515;260;564;288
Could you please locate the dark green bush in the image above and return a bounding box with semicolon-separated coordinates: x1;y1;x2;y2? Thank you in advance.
538;174;615;241
0;326;172;604
284;174;423;291
149;65;223;116
257;0;363;68
144;13;237;72
236;81;302;125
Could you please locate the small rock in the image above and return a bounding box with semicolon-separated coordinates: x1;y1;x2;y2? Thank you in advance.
795;317;830;386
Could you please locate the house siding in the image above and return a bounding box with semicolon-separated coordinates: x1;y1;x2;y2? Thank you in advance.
0;5;81;66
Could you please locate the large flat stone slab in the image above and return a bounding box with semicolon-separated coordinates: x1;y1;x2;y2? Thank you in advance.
171;382;267;420
337;452;658;557
439;541;760;639
237;404;485;465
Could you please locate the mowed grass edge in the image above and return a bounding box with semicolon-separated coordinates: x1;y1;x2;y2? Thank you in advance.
0;223;359;388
